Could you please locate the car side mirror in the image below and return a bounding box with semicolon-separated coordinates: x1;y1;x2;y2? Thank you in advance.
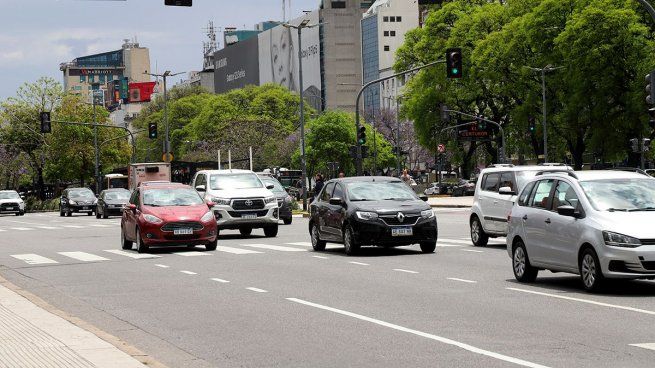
126;203;137;212
329;197;344;206
20;196;25;200
419;195;429;202
195;185;206;192
206;201;215;208
498;186;516;195
557;205;576;217
266;184;275;190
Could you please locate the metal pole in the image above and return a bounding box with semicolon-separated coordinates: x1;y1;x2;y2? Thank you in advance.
218;150;221;170
249;146;253;171
93;99;99;194
163;75;169;159
441;111;507;164
542;69;548;163
298;26;308;211
228;150;232;169
396;98;401;177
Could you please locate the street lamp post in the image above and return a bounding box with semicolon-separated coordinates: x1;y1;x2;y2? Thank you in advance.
526;65;564;163
144;70;183;162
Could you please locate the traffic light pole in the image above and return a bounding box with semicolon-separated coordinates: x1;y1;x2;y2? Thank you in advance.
93;101;99;194
354;60;445;175
440;110;507;164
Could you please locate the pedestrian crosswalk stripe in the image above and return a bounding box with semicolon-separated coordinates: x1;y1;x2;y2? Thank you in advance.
11;254;58;265
37;226;59;230
286;242;312;247
103;250;162;259
211;278;230;283
216;246;263;255
58;252;109;262
437;243;463;247
439;239;473;245
173;251;212;257
62;225;83;228
241;243;307;252
0;229;5;232
180;270;197;275
10;227;32;231
90;224;110;227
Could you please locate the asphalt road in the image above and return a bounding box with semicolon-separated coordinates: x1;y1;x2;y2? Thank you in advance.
1;210;655;368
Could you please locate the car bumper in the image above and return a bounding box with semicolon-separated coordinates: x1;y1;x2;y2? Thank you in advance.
102;206;124;215
0;205;23;213
351;217;438;246
600;244;655;279
139;222;218;246
213;205;279;229
68;204;95;212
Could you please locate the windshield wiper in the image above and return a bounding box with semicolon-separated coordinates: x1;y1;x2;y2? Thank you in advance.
628;207;655;212
607;208;629;212
382;198;411;201
350;199;371;202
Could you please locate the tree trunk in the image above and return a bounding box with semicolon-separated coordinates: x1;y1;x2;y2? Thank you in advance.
36;167;45;200
568;135;585;170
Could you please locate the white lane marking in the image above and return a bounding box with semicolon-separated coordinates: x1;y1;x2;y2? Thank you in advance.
0;229;5;232
630;343;655;351
103;250;162;259
89;224;110;228
216;246;263;255
11;254;58;265
58;252;109;262
507;288;655;316
173;251;212;257
211;278;230;283
436;243;463;247
37;226;60;230
394;269;418;274
439;239;474;245
286;242;313;247
246;287;267;293
460;249;484;253
312;255;329;259
287;298;550;368
155;264;170;268
10;227;32;231
447;277;477;284
241;243;307;252
349;261;369;266
61;225;83;229
180;270;197;275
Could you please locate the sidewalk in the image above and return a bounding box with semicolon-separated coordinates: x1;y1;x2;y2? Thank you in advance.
0;277;151;368
428;196;473;208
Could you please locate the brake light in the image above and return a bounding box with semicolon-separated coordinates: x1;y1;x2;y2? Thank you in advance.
507;214;511;222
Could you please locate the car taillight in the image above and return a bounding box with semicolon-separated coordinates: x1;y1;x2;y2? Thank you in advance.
507;214;511;222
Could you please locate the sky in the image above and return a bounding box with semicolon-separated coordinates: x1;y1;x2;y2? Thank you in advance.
0;0;319;100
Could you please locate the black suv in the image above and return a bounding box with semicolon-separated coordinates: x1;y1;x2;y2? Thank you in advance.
60;188;97;217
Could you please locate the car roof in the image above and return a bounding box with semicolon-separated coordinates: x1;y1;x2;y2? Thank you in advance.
538;170;651;181
326;176;403;184
141;183;191;190
479;165;573;174
0;190;18;192
198;169;255;175
102;188;130;192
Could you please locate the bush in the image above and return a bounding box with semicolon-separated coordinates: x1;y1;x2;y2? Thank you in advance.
25;197;59;212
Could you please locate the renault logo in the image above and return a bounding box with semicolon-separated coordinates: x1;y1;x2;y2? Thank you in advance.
245;200;253;206
396;212;405;223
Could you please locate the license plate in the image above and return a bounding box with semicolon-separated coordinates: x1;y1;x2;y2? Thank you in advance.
242;213;257;220
7;207;15;210
391;227;413;236
174;228;193;235
82;206;89;210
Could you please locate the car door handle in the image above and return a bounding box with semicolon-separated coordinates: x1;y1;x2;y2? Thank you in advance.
493;201;498;204
545;218;551;224
522;215;528;220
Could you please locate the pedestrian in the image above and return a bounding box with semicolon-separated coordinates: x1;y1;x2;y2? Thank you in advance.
338;171;345;178
313;174;324;196
401;169;412;186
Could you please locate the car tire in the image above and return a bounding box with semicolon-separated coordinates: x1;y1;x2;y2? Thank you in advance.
470;216;489;247
205;239;217;251
264;225;278;237
420;240;436;253
239;227;252;236
102;211;108;219
579;248;605;292
512;240;538;282
87;211;93;216
59;207;64;217
283;217;292;225
121;227;133;250
311;224;326;251
135;227;149;253
343;226;360;256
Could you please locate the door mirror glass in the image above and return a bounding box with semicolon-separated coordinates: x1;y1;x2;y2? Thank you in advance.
498;186;516;195
329;197;344;206
195;184;206;192
557;205;576;217
419;194;429;202
266;184;275;190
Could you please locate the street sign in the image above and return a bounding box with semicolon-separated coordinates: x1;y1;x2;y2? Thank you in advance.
457;122;492;141
437;144;445;153
163;152;174;162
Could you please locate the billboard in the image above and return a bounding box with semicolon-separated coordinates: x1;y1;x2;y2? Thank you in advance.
258;11;322;110
213;36;260;94
128;81;156;103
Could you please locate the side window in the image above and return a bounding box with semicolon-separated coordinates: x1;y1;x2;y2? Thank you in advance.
482;173;500;192
552;181;580;211
321;183;335;202
129;190;139;205
195;174;206;188
332;183;344;200
134;190;141;207
529;180;555;209
499;172;516;191
518;181;536;206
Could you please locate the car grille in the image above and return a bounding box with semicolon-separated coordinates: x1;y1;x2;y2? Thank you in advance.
0;202;19;210
228;210;269;218
641;261;655;271
640;239;655;246
161;222;204;232
232;199;265;210
379;214;420;226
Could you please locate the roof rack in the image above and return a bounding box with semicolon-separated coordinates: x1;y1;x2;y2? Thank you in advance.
538;163;568;166
487;164;515;168
610;167;651;177
534;170;578;179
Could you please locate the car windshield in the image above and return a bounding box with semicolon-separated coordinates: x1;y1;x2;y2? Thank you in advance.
0;192;19;200
104;191;130;201
142;188;204;207
347;181;417;201
210;174;263;190
580;178;655;211
262;178;286;194
69;189;94;199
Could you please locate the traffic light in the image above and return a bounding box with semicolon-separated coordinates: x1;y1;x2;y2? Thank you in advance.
39;112;51;134
357;126;366;145
165;0;192;6
649;108;655;130
445;48;463;79
643;138;651;152
476;118;486;130
646;71;655;105
440;104;450;123
148;123;158;139
528;116;536;133
630;138;639;153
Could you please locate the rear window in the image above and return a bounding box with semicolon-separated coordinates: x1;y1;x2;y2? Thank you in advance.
482;173;500;192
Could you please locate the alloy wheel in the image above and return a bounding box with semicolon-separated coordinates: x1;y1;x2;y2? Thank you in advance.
471;220;480;243
581;254;596;288
513;246;526;278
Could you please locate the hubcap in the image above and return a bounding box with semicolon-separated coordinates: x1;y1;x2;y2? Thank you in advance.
471;220;480;243
513;246;526;277
581;254;596;288
344;230;351;251
312;227;318;246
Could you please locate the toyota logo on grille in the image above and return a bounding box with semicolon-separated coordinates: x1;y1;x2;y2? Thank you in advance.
245;200;253;206
396;212;405;223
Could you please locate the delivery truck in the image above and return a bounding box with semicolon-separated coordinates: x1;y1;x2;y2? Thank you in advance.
128;163;171;190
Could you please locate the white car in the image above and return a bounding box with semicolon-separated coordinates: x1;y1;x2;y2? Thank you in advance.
469;164;572;246
192;169;280;237
0;190;25;216
507;170;655;291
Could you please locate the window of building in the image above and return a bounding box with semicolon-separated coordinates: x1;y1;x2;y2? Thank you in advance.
89;75;95;83
331;1;346;8
396;16;402;22
384;31;389;36
383;16;389;22
99;75;105;83
390;16;396;22
384;45;390;51
390;31;396;36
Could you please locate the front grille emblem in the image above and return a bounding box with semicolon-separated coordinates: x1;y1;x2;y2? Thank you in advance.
396;212;405;223
245;200;253;206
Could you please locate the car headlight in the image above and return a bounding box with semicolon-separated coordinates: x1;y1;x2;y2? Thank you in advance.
200;211;215;223
69;200;77;205
264;196;276;204
602;231;641;248
211;197;231;206
356;211;378;220
421;209;435;219
143;214;163;224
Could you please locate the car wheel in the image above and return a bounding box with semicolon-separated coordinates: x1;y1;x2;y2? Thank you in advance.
19;211;25;216
135;227;149;253
102;210;108;219
311;224;326;251
121;226;133;250
205;239;217;251
420;240;436;253
343;226;360;256
579;248;604;292
87;211;93;216
264;225;278;237
59;207;64;217
470;216;488;247
512;240;538;282
239;227;252;236
283;217;292;225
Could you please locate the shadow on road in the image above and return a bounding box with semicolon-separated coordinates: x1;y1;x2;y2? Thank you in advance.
506;276;655;297
320;246;427;258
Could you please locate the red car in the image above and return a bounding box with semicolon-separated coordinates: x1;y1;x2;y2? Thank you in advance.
120;182;218;253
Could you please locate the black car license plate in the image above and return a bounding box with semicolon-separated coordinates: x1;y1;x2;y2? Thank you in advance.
391;227;413;236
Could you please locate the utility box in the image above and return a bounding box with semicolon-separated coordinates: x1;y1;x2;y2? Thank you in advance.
128;163;171;190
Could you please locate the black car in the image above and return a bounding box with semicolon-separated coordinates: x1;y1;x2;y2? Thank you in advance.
309;177;438;255
259;176;293;224
96;188;130;219
59;188;97;217
451;179;476;197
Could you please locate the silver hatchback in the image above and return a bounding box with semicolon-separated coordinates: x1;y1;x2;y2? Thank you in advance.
507;170;655;291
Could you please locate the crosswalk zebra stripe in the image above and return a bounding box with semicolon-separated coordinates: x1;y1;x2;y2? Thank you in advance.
286;242;313;247
37;226;60;230
58;252;109;262
216;246;263;255
11;254;58;265
10;227;32;231
173;251;212;257
103;250;162;259
241;243;307;252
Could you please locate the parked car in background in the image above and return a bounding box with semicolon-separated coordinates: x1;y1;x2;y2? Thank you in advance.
424;182;441;196
259;175;293;225
59;188;97;217
309;177;438;255
451;179;476;197
0;190;25;216
120;182;217;253
96;188;130;219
